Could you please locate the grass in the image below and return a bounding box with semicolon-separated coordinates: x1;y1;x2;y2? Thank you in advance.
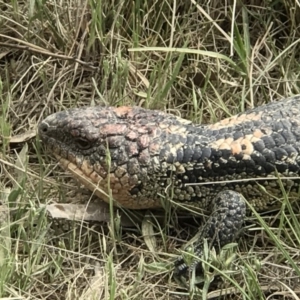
1;0;300;299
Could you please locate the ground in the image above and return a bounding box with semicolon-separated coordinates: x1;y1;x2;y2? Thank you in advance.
1;0;300;299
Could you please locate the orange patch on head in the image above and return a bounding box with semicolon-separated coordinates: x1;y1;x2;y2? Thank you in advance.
114;106;133;117
102;124;127;135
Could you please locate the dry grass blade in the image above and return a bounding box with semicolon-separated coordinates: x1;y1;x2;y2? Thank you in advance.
0;187;11;268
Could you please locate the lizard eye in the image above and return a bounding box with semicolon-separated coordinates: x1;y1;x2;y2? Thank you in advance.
75;138;92;150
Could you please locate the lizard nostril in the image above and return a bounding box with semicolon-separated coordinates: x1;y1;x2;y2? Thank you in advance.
39;122;49;134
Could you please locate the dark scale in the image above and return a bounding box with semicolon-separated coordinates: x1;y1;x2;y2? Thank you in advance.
192;146;202;161
243;128;255;135
108;161;118;173
243;158;256;170
261;135;276;149
272;132;286;146
200;147;212;160
127;159;141;175
251;152;266;164
176;148;184;162
253;164;267;175
233;130;244;140
182;146;194;163
261;149;276;162
282;130;296;142
233;152;244;161
178;170;197;185
253;140;265;152
289;164;300;173
274;147;289;160
210;148;223;159
185;134;196;145
283;145;298;156
221;149;232;160
235;160;246;175
129;186;140;196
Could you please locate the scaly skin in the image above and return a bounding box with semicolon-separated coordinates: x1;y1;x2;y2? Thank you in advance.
38;95;300;277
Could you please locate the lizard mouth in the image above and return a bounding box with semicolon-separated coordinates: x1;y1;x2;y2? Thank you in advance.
39;132;161;210
53;153;160;210
39;134;110;202
53;153;113;203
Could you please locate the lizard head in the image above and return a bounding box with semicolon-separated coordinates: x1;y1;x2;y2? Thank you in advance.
38;106;174;209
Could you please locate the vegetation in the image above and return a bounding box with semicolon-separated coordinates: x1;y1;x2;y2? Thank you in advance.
1;0;300;299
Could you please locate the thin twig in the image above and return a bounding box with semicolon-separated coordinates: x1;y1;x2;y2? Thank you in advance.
0;41;99;71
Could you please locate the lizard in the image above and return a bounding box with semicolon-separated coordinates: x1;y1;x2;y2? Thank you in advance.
38;95;300;277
